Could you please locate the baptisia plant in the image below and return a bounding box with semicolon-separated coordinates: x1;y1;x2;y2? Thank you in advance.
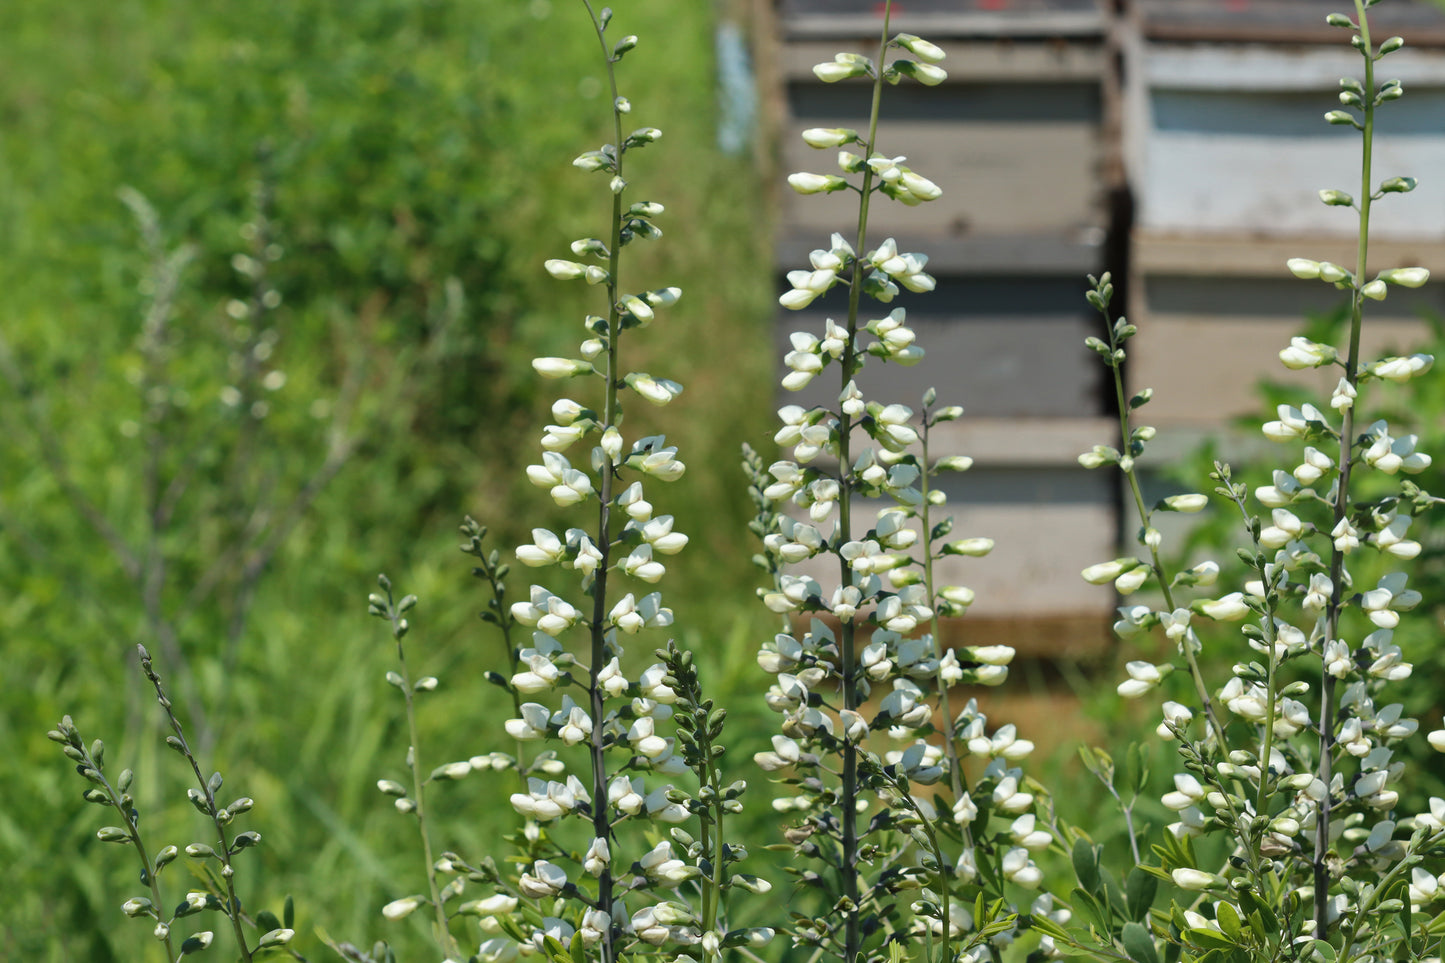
366;6;763;963
750;7;1063;962
1067;4;1445;961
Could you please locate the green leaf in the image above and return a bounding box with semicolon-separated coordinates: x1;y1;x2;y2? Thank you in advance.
1102;873;1127;924
1127;742;1150;796
541;934;569;963
284;895;294;930
1126;867;1158;922
1235;888;1277;937
1215;900;1242;943
1072;887;1108;933
1073;837;1101;893
1029;914;1073;943
1186;927;1237;950
1122;921;1159;963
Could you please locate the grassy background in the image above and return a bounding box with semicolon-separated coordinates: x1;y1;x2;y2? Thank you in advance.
0;1;779;959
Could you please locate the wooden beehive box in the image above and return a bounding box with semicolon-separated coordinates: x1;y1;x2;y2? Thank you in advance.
1125;1;1445;430
770;0;1121;640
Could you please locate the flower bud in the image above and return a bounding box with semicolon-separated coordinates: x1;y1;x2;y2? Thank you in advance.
1171;868;1222;890
787;172;847;195
382;896;424;920
895;33;946;63
801;127;857;149
532;357;591;379
544;259;587;280
1380;266;1429;287
1163;493;1208;513
813;59;870;83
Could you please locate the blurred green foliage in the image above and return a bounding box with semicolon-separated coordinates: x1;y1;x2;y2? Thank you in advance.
0;0;776;959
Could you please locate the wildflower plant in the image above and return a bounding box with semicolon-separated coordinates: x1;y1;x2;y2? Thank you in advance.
751;6;1062;962
45;2;1445;963
48;646;296;961
359;5;763;962
1067;3;1445;961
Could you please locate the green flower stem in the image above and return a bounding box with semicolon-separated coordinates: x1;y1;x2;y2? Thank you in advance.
137;646;255;963
918;411;960;957
919;412;963;804
1099;305;1227;750
462;521;529;777
1315;1;1376;938
581;5;626;957
1219;481;1286;821
835;8;893;960
61;723;179;963
367;584;456;960
1339;828;1445;961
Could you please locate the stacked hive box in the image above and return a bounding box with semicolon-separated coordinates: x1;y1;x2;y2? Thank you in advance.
773;0;1120;654
1126;0;1445;453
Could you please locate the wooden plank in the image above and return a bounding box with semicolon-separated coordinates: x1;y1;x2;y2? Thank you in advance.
776;272;1106;419
781;38;1109;82
1137;0;1445;46
1129;45;1445;237
1128;313;1435;426
782;105;1106;236
1133;231;1445;277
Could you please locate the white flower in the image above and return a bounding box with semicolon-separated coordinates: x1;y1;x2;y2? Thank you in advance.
801;127;857;149
518;861;568;899
1371;353;1433;383
1010;814;1053;850
813;55;871;83
554;700;593;746
1332;517;1361;553
1118;661;1170;698
511;585;582;636
516;528;564;567
1293;446;1334;485
1303;573;1333;615
788;171;847;195
640;841;696;886
382;896;424;920
1001;847;1043;888
532;357;591;379
1082;559;1136;584
1220;677;1269;722
475;939;519;963
504;703;551;741
1262;403;1328;442
1171;868;1221;890
1322;382;1356;417
1324;639;1352;678
1287;257;1321;279
1376;515;1422;560
1259;508;1304;549
1161;773;1205;811
1164;493;1209;512
1380;266;1430;288
1279;337;1337;369
895;33;946;62
992;774;1034;814
1157;701;1193;740
627;373;683;406
636;445;685;482
1408;867;1441;907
